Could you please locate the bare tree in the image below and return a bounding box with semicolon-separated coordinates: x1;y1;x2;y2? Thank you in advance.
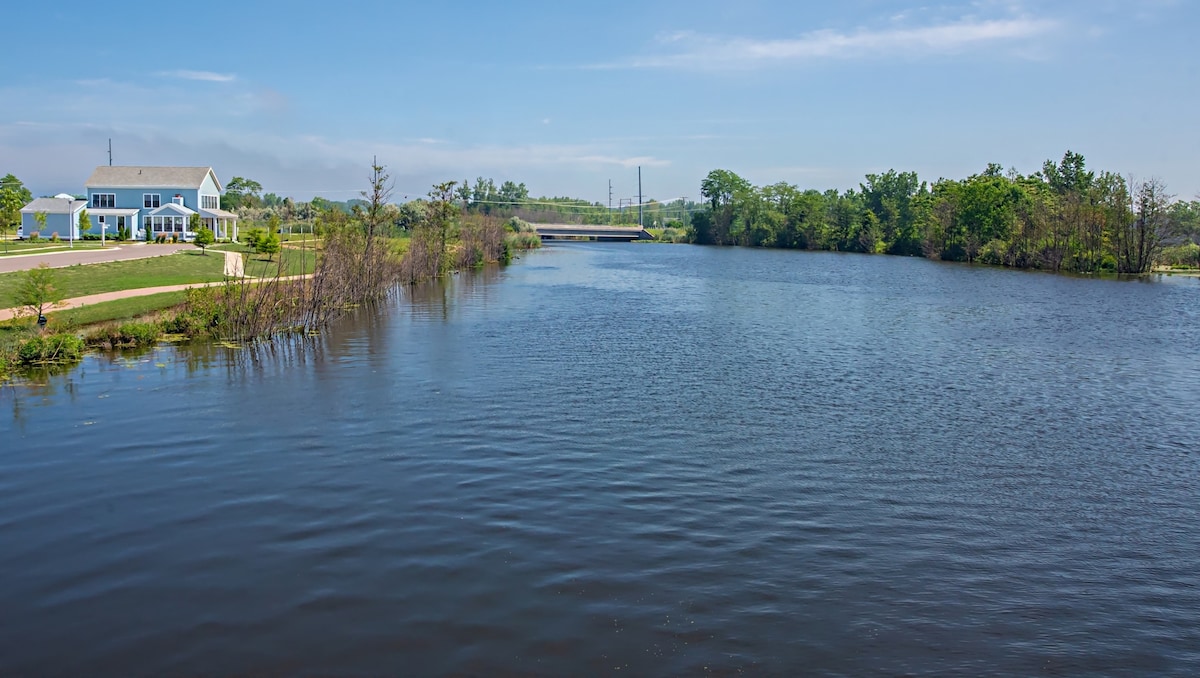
1114;177;1172;274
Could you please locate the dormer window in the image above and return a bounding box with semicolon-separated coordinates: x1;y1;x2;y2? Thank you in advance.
144;193;160;208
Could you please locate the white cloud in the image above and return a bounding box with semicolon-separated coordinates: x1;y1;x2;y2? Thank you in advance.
158;70;237;82
602;14;1059;71
0;121;671;200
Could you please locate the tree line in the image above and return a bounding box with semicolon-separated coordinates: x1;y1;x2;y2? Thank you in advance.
693;152;1199;274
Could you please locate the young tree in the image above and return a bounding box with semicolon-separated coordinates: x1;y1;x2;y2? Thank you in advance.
242;227;263;250
193;226;215;255
15;263;65;323
427;181;459;274
34;211;47;240
78;208;91;237
257;229;280;261
362;162;393;240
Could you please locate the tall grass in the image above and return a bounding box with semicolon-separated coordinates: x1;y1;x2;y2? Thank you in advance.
172;221;401;342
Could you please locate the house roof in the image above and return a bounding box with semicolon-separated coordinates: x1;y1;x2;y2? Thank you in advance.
147;202;197;216
20;197;86;214
201;207;239;219
85;166;221;192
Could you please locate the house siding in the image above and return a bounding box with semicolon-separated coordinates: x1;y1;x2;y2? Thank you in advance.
86;187;202;239
20;210;81;240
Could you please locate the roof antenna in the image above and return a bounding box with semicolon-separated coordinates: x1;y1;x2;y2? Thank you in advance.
108;138;113;166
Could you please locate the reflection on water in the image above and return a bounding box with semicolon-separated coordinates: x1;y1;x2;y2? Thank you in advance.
2;245;1199;675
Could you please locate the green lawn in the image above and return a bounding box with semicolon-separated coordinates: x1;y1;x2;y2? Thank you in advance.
0;242;112;256
0;251;226;306
243;247;317;278
46;290;189;326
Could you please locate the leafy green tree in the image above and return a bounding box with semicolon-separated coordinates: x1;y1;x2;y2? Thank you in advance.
15;263;64;322
498;180;529;206
1;174;33;252
860;170;921;255
193;226;215;255
34;211;47;239
222;176;263;210
699;169;751;245
78;208;91;237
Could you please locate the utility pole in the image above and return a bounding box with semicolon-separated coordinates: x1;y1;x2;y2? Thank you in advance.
108;138;112;166
637;166;643;229
609;180;614;224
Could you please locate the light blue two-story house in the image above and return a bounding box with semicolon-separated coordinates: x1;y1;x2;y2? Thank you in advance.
83;166;239;241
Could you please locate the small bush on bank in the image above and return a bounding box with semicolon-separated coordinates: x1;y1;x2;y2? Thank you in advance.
659;227;689;243
85;321;161;349
505;232;542;251
17;333;84;366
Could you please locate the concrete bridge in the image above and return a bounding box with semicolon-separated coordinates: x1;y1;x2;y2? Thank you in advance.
533;223;653;241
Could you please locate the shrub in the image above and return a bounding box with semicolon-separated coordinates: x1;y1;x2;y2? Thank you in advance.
28;231;40;242
87;321;161;348
978;239;1007;266
659;227;689;243
505;232;542;251
171;234;179;244
50;232;61;243
17;333;84;365
506;216;536;233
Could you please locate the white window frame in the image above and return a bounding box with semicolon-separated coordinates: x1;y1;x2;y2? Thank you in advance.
144;193;161;208
92;193;115;208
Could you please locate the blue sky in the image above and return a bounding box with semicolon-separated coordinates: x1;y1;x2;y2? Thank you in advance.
3;0;1197;204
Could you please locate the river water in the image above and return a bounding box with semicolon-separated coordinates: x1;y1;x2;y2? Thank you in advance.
3;244;1199;675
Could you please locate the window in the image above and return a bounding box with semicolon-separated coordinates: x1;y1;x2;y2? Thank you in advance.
201;195;219;210
117;216;126;229
144;193;161;208
92;193;115;208
143;216;152;231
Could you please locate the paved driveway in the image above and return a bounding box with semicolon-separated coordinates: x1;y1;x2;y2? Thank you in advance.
0;243;197;274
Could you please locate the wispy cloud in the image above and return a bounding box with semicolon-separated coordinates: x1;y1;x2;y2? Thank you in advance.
600;14;1059;71
158;70;237;82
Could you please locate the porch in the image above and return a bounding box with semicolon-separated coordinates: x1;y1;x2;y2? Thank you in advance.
201;207;239;241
